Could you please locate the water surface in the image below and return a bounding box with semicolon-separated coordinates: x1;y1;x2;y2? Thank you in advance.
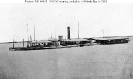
0;38;133;79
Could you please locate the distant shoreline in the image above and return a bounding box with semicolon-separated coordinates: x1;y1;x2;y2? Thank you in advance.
0;35;133;44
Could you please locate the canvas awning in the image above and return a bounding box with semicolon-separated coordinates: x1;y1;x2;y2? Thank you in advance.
31;40;52;44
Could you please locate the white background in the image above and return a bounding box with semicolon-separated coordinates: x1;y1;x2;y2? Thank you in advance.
0;0;132;42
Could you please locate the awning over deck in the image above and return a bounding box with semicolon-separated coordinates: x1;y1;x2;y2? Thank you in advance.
92;37;129;41
62;38;89;42
31;40;52;44
93;37;130;44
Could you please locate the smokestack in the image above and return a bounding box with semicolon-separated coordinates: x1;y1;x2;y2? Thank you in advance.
67;27;70;39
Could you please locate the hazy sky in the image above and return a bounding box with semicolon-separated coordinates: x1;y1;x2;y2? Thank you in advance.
0;3;133;42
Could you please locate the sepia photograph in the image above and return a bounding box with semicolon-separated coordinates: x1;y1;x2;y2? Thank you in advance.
0;2;133;79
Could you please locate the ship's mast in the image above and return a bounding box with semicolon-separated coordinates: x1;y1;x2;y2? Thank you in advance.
102;29;104;38
51;32;52;38
78;21;79;39
55;31;56;38
26;24;29;47
23;39;24;48
34;22;35;41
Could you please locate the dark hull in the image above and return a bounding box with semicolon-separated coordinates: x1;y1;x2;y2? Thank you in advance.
9;46;72;51
9;47;57;51
95;38;130;45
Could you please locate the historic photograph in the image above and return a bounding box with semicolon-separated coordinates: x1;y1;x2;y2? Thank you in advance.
0;3;133;79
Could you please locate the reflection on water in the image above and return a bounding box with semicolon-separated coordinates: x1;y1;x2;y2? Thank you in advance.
0;40;133;79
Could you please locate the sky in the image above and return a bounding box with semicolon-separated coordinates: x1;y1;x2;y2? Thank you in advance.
0;3;133;42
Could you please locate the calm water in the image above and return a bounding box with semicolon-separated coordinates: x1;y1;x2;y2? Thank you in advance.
0;37;133;79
